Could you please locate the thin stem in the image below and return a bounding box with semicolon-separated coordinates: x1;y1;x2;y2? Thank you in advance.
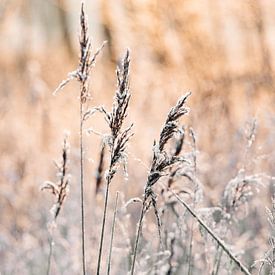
80;101;86;275
130;197;147;275
46;234;53;275
169;188;251;275
212;246;223;275
187;131;197;275
167;236;175;275
107;192;119;275
187;219;195;275
97;180;110;275
272;247;275;274
187;188;197;275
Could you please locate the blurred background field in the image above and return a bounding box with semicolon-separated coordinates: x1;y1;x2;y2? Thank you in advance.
0;0;275;274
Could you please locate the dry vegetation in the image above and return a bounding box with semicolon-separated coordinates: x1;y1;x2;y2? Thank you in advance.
0;1;275;274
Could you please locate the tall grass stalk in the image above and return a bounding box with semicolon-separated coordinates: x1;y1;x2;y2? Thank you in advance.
130;93;191;275
78;5;90;272
53;3;106;273
96;50;132;274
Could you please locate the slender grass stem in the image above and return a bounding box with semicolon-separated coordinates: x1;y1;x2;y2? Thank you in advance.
80;101;86;275
97;180;110;275
46;234;54;275
212;246;223;275
187;219;195;275
130;197;147;275
107;192;119;275
96;146;115;274
187;128;197;275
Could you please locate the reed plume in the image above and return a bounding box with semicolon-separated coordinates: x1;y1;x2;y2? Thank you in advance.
130;92;191;275
53;3;105;273
42;136;70;275
96;49;133;274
